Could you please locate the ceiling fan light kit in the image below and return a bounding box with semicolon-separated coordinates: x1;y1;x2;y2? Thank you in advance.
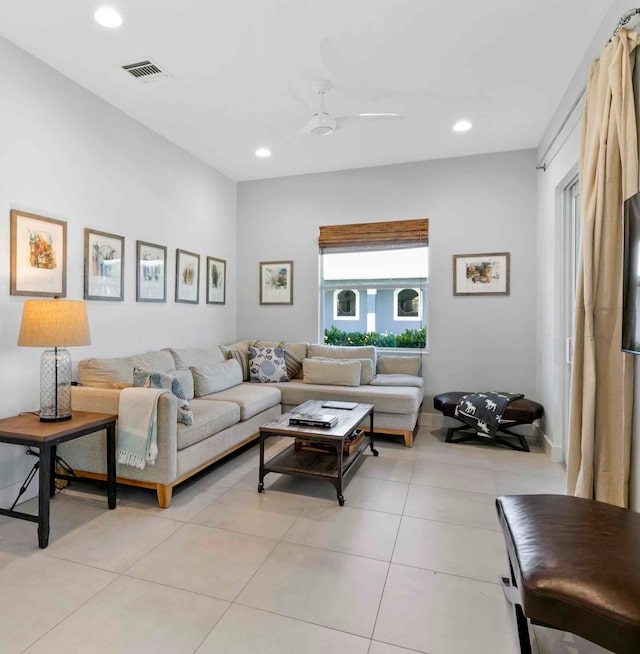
309;113;337;136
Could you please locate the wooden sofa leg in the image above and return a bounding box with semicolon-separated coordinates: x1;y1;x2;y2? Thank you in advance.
157;484;173;508
403;431;413;448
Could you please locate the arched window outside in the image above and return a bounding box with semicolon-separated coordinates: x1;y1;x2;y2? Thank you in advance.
333;289;360;320
394;288;421;320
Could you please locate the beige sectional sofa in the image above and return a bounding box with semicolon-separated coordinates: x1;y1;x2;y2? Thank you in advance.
59;341;423;507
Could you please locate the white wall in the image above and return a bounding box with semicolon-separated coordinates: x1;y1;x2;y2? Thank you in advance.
0;37;237;506
237;149;538;417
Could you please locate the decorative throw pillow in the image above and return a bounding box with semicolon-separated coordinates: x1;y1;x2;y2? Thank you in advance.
312;356;374;385
223;348;250;382
376;356;422;377
302;358;361;387
133;368;193;426
190;359;243;396
253;340;304;380
278;341;305;379
248;346;289;383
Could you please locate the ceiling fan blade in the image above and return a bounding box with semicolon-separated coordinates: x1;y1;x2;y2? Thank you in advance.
336;113;404;129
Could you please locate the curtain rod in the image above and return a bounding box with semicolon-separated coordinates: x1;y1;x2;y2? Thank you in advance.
536;7;640;172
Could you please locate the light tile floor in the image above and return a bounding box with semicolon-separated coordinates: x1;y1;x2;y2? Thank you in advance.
0;427;612;654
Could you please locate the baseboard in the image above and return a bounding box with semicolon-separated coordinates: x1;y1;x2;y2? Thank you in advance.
418;412;445;428
539;429;563;462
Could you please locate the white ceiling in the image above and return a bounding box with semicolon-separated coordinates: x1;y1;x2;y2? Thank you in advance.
0;1;615;181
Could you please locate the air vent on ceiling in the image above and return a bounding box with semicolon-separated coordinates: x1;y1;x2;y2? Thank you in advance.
121;59;171;85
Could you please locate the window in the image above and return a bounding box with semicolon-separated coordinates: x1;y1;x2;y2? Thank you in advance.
394;288;421;320
319;219;428;349
333;289;360;319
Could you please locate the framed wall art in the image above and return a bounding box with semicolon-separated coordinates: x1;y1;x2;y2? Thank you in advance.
136;240;167;302
175;249;200;304
84;228;124;301
453;252;510;296
260;260;293;305
10;209;67;297
206;256;226;305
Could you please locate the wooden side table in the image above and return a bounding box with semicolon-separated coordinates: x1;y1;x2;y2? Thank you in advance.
0;411;117;548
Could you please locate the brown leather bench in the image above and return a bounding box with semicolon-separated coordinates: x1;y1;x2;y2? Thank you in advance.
433;391;543;452
496;494;640;654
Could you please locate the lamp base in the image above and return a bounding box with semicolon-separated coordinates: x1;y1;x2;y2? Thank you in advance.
39;413;72;423
39;347;72;422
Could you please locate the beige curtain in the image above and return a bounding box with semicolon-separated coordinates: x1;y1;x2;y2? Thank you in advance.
567;29;640;507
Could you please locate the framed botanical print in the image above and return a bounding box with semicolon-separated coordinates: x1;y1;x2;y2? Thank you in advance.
260;260;293;305
175;249;200;304
136;240;167;302
10;209;67;297
84;229;125;301
453;252;510;296
206;256;226;305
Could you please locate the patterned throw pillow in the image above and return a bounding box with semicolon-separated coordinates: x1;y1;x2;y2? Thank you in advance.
252;340;304;380
133;368;194;426
248;346;289;383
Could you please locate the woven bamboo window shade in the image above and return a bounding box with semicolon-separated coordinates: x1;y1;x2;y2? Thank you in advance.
318;218;428;252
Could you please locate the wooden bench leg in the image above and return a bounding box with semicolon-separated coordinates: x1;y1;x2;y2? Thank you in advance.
156;484;173;508
403;431;413;448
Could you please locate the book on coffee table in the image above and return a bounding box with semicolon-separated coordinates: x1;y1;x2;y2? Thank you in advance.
289;412;338;428
321;401;358;410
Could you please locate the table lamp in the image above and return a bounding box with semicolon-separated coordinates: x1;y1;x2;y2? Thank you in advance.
18;298;91;421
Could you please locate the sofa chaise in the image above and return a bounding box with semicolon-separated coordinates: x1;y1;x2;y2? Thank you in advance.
59;341;423;507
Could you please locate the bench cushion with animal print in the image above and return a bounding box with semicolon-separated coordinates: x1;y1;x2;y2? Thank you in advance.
453;392;524;437
435;392;543;423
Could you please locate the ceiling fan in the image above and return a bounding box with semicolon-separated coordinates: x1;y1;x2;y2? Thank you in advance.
303;80;403;136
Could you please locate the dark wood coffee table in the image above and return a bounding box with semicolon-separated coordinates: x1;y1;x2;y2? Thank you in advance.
258;400;377;506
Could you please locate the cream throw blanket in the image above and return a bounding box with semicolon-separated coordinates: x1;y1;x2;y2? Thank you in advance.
117;387;169;469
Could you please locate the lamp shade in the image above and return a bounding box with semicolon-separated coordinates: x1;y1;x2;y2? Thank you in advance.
18;299;91;347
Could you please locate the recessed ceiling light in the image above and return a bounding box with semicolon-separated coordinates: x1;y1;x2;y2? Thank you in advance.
94;7;123;28
255;147;271;158
453;120;473;133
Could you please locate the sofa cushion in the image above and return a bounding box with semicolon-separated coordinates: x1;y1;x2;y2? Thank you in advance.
78;355;135;388
377;356;422;376
200;382;281;421
190;360;243;396
274;379;422;415
164;346;225;370
370;373;424;388
308;344;377;369
223;348;250;381
303;358;361;387
248;346;289;383
312;356;374;385
133;368;194;426
176;399;240;450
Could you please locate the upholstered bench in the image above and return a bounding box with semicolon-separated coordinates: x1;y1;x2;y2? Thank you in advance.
496;494;640;654
433;391;543;452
